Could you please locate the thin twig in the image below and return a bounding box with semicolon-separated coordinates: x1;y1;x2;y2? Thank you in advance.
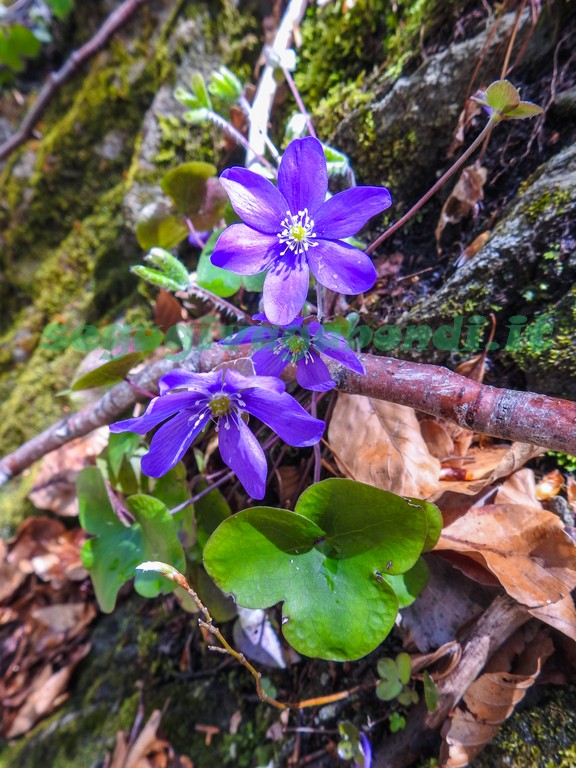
282;66;317;138
0;0;151;163
366;118;496;254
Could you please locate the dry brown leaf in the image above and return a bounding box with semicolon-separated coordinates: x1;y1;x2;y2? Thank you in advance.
435;162;487;245
448;98;483;157
440;629;554;767
494;468;542;507
432;443;544;500
410;640;462;678
328;394;441;497
454;230;491;268
419;420;455;461
567;476;576;513
437;504;576;639
5;642;91;737
28;428;109;516
535;469;564;500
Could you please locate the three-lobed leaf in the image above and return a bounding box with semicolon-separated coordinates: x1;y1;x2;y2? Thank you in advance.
78;468;186;612
204;479;440;660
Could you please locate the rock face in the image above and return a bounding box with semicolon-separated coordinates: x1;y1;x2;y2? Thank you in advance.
398;141;576;398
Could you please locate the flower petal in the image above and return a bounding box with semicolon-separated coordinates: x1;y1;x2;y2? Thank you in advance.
219;167;287;233
296;353;335;391
252;347;290;378
141;409;210;476
263;256;310;325
278;137;328;216
109;391;205;434
311;325;365;374
211;223;280;275
314;186;392;238
219;326;279;346
307;239;377;294
223;368;286;394
218;416;267;499
242;389;325;447
158;369;219;395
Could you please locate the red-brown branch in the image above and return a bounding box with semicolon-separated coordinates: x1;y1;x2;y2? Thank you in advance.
1;348;575;486
0;0;151;164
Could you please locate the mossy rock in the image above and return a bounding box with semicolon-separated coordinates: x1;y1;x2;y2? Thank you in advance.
0;596;281;768
389;141;576;398
471;685;576;768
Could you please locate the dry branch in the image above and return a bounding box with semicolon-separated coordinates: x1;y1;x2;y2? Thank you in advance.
1;347;576;487
372;596;530;768
0;0;151;164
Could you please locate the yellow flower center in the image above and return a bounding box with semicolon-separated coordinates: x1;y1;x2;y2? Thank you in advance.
209;394;231;418
290;223;306;242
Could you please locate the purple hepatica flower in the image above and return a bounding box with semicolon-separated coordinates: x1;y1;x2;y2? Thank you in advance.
109;368;325;500
221;314;365;392
211;136;392;325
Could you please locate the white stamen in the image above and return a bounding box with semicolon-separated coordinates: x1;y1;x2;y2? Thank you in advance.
277;208;318;257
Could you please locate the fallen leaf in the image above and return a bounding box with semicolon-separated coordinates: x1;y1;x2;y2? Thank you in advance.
5;643;91;737
440;629;554;767
535;469;564;500
28;428;109;516
436;504;576;639
454;230;491;268
436;162;487;245
328;395;441;497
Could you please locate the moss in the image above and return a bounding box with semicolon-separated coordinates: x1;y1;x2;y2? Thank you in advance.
0;22;173;332
507;284;576;380
471;686;576;768
518;187;572;224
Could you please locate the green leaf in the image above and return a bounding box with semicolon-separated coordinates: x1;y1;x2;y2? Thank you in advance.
196;229;243;297
204;479;432;660
131;265;185;292
423;670;439;712
209;66;243;101
376;659;404;701
45;0;74;19
504;101;544;119
389;712;406;733
383;557;429;608
396;652;412;685
146;248;190;288
135;202;189;250
421;500;443;551
78;468;185;612
242;271;266;292
183;108;209;125
107;432;141;478
397;687;418;706
484;79;521;114
10;25;42;57
161;165;228;230
77;467;185;613
129;495;186;598
190;72;212;110
70;351;145;390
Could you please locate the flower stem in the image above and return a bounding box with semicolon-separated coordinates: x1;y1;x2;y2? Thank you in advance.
238;95;281;164
366;117;496;254
206;109;276;172
282;66;317;139
168;568;287;710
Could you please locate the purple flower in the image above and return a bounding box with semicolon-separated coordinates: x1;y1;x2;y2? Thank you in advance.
221;314;365;391
356;733;372;768
109;368;325;500
211;136;392;325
